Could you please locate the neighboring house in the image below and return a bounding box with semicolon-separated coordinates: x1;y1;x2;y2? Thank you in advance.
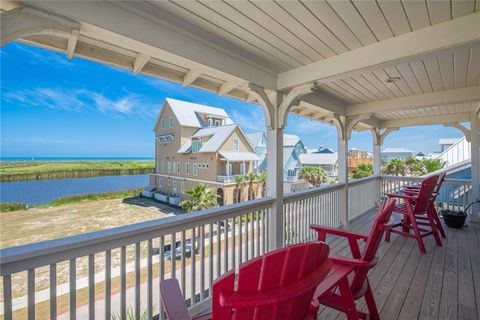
439;138;460;152
246;132;308;192
381;148;415;161
299;153;338;181
148;98;262;206
312;146;336;154
348;148;373;173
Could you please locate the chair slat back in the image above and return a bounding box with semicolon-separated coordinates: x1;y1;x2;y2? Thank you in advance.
212;242;330;320
350;198;396;292
432;172;446;200
413;175;439;214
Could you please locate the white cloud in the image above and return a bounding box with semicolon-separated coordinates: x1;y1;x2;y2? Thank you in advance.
2;87;158;118
229;107;266;132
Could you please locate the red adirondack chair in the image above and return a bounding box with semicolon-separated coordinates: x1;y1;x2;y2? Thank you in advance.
310;198;397;320
160;241;334;320
385;175;441;253
403;172;446;238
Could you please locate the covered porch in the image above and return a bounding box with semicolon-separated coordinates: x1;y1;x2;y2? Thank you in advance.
1;1;479;319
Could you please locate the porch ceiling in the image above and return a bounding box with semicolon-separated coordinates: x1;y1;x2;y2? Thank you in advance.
2;0;479;130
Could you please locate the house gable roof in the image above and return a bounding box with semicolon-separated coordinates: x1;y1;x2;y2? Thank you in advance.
154;98;233;130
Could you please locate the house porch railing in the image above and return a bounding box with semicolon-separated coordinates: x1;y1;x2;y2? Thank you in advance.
0;176;471;319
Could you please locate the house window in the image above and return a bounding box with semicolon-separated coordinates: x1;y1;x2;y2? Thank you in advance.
208;118;212;126
173;180;177;196
177;162;180;174
181;181;185;194
215;120;221;126
168;162;171;173
161;161;165;173
205;163;209;169
169;117;173;128
193;163;198;176
161;118;165;129
185;163;190;175
233;138;239;152
192;139;202;153
240;163;245;175
172;162;176;174
158;178;162;190
168;179;170;186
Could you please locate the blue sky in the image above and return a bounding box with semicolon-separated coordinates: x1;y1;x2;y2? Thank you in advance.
1;43;464;158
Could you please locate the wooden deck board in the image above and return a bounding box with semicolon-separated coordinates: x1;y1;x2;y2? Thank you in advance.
316;208;479;320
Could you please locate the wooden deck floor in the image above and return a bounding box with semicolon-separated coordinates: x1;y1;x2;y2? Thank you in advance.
317;208;480;320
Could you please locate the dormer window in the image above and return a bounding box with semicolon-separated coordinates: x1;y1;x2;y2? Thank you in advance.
169;117;173;128
192;139;202;153
233;138;239;152
161;118;165;129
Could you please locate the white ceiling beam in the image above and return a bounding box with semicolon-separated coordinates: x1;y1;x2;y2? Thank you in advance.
380;113;471;128
218;81;238;96
300;92;346;116
182;69;201;87
26;0;277;89
66;30;78;60
277;12;480;90
347;86;480;116
132;53;150;75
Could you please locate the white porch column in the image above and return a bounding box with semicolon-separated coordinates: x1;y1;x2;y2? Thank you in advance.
337;138;349;228
373;144;381;176
470;110;480;221
226;160;230;176
267;125;284;249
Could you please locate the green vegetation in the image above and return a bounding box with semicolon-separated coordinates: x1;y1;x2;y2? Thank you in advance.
351;163;374;179
299;166;327;187
382;157;446;176
180;183;218;212
48;188;142;206
0;160;154;182
0;202;28;212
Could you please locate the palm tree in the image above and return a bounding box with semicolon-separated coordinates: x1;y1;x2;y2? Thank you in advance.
299;166;326;187
422;159;446;173
351;163;373;179
180;183;218;212
382;158;407;176
258;171;267;197
245;172;258;200
233;175;245;203
404;156;424;176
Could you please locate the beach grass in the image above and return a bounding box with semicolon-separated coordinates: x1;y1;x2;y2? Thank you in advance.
0;202;28;212
0;160;154;182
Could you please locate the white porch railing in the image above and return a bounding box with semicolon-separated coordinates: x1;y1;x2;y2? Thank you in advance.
435;136;471;166
3;175;470;319
0;198;273;320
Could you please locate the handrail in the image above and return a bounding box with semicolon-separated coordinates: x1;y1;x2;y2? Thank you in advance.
348;175;380;186
0;197;274;276
283;182;344;203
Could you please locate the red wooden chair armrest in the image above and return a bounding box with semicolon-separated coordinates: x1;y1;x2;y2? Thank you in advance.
385;193;417;201
219;260;332;308
312;264;354;301
160;278;196;320
310;225;368;241
329;255;378;269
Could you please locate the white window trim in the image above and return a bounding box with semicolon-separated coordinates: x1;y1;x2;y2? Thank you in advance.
177;162;180;174
173;180;177;195
185;163;190;175
161;161;165;173
161;118;165;129
193;163;198;176
180;181;185;194
169;117;173;128
168;161;171;173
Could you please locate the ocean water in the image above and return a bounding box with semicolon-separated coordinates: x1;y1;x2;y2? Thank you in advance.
0;174;149;205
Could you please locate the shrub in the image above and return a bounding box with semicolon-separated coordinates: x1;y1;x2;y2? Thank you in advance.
0;202;28;212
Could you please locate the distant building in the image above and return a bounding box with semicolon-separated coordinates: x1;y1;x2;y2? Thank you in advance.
439;138;461;152
149;98;263;206
299;152;338;181
381;148;415;161
348;148;373;173
311;146;335;154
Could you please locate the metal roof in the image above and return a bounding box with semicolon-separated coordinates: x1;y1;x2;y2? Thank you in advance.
299;153;338;166
219;151;262;162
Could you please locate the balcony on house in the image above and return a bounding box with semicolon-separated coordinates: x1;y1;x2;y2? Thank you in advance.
1;2;479;320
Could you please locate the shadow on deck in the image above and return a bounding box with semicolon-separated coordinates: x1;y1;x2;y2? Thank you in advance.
318;208;480;320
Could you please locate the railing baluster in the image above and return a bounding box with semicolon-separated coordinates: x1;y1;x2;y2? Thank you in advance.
69;259;76;320
244;214;249;260
147;240;153;319
120;246;126;320
200;226;205;300
224;219;228;273
50;263;57;320
190;228;196;305
3;275;12;320
105;250;111;320
256;210;261;257
216;221;221;279
249;212;254;257
135;242;141;319
181;231;186;298
28;269;35;320
238;217;243;263
159;236;165;320
171;233;176;279
88;254;95;320
209;223;213;290
231;218;236;268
